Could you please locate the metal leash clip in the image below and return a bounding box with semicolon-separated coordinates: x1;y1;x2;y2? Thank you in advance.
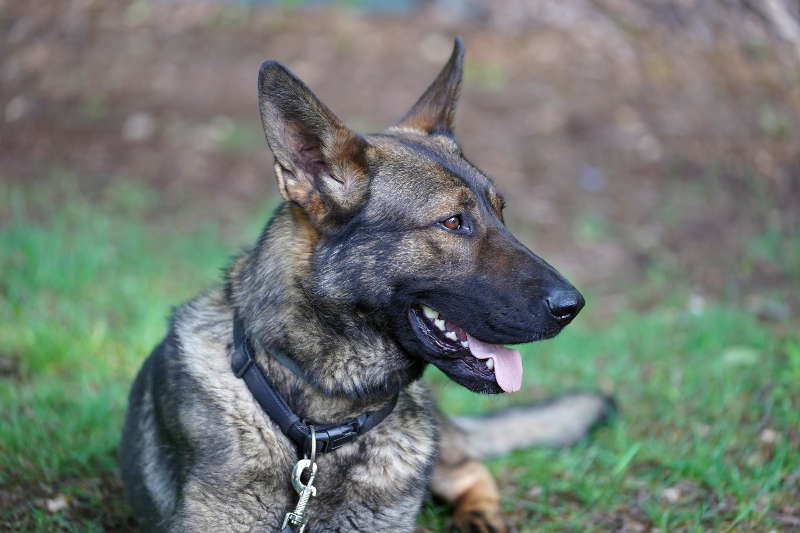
280;427;318;533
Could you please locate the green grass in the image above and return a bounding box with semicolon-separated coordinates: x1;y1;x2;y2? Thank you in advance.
422;307;800;531
0;179;243;530
1;181;798;532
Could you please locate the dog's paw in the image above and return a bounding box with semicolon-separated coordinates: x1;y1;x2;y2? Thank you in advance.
452;509;516;533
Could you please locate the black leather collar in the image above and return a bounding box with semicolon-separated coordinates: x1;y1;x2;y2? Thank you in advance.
230;315;398;455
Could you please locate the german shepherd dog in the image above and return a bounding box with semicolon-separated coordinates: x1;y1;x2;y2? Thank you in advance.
120;38;614;532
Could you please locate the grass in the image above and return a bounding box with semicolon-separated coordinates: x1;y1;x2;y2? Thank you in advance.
1;180;798;532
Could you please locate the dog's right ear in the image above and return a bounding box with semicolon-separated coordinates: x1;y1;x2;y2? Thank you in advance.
258;61;369;226
393;37;464;135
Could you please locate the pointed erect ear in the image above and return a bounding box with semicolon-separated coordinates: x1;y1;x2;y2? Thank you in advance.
393;37;464;135
258;61;369;225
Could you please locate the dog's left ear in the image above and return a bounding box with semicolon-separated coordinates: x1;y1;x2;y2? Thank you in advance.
258;61;369;227
393;37;464;135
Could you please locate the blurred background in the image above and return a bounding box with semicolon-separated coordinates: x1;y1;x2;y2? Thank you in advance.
1;1;799;531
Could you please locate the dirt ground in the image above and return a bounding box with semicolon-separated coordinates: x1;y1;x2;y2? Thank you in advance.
3;0;799;309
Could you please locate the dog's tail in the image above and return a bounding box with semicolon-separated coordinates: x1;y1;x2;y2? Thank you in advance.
449;392;617;460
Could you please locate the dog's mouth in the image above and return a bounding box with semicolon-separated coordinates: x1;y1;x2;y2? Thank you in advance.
408;305;523;394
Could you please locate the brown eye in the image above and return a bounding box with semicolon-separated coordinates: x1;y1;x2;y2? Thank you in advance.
441;215;462;231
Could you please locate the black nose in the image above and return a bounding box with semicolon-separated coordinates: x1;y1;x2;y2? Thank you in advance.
546;290;585;323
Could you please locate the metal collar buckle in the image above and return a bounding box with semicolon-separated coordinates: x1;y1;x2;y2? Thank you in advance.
281;427;319;533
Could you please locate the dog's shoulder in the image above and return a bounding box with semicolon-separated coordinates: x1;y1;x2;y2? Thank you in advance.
167;285;234;401
160;288;293;462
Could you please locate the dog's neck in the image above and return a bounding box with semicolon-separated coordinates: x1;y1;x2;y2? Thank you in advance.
227;203;423;420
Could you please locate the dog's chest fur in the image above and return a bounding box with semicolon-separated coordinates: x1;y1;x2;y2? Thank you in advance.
138;288;438;532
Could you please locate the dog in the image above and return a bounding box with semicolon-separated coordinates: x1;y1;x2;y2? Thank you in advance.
119;37;614;532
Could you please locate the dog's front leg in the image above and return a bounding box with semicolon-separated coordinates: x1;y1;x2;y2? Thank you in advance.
429;457;513;533
166;480;285;533
428;414;515;533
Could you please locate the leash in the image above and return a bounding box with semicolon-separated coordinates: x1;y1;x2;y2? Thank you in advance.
230;315;398;532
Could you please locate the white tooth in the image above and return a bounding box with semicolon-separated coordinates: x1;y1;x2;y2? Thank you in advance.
445;331;457;341
422;306;437;320
434;319;446;331
460;340;469;348
485;359;494;370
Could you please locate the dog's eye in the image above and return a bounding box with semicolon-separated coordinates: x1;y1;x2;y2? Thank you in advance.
441;215;462;231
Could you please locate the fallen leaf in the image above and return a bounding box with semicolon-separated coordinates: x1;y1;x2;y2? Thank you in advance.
46;494;69;513
722;346;759;366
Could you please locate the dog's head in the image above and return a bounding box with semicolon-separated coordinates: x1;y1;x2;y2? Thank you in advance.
257;38;583;394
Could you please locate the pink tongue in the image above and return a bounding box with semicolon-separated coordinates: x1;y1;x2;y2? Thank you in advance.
466;334;523;392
